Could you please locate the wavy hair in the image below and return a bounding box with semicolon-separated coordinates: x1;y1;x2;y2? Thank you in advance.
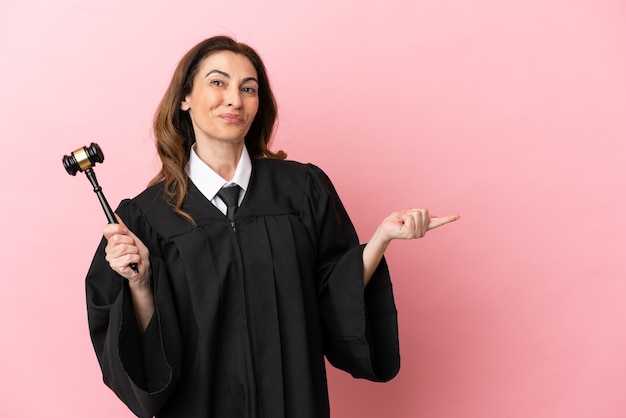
149;36;286;222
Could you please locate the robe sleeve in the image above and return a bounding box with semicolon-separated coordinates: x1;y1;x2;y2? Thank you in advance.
86;199;182;418
303;165;400;382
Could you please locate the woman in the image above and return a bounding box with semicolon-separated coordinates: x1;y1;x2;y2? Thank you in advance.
86;35;459;418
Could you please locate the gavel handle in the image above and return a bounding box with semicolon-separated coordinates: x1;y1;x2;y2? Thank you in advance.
84;168;139;273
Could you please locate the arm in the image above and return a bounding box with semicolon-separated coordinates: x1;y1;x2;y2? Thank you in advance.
103;215;154;335
363;209;460;286
304;164;405;381
87;200;182;417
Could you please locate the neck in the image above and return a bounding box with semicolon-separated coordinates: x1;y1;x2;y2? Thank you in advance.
195;140;244;181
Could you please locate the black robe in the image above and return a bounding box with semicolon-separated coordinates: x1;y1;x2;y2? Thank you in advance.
86;159;400;418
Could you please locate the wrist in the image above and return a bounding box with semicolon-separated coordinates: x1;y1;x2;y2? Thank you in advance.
129;265;152;292
370;226;392;251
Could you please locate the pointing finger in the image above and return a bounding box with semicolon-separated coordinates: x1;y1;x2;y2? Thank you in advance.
114;213;129;230
428;214;461;230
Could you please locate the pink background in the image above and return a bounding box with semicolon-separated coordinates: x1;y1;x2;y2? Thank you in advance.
1;0;625;417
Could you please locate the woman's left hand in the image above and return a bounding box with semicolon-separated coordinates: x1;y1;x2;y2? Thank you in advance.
362;208;460;286
378;208;460;241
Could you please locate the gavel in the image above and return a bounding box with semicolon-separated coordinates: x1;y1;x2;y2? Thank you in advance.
62;143;138;273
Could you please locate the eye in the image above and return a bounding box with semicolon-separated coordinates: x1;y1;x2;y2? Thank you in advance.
209;79;225;87
241;86;257;95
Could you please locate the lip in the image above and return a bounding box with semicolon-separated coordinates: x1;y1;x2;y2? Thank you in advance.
219;113;244;123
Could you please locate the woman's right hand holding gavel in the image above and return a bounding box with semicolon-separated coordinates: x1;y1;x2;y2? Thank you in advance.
103;215;154;334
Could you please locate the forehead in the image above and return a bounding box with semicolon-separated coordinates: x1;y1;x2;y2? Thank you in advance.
197;50;257;79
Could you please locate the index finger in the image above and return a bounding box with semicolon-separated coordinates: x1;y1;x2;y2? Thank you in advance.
103;213;129;239
113;213;130;229
103;223;128;239
428;214;461;230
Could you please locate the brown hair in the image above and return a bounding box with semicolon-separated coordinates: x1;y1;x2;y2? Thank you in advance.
149;35;286;222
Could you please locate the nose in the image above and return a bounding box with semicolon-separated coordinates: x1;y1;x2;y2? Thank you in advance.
225;86;243;108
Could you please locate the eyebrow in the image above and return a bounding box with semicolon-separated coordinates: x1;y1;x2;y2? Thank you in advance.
205;69;258;84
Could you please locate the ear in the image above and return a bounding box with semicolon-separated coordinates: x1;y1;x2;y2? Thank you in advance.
181;98;190;111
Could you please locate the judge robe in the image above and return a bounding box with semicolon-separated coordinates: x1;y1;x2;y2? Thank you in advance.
86;159;400;418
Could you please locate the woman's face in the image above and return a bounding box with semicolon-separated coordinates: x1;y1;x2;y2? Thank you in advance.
181;51;259;146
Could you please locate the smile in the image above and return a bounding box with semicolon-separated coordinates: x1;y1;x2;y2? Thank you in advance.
219;113;244;123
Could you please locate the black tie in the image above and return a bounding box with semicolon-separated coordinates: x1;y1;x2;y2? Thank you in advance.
217;185;240;230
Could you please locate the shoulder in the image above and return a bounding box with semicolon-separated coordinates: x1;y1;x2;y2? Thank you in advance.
253;157;309;174
123;182;174;220
118;182;194;239
251;158;340;205
130;182;167;209
252;158;332;185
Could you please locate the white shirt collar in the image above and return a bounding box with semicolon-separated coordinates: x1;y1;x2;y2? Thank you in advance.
186;143;251;205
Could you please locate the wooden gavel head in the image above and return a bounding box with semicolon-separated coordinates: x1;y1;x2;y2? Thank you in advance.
62;143;105;176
